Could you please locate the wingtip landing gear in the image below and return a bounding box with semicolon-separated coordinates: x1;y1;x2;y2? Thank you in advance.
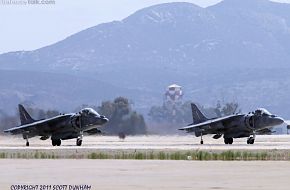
200;133;204;144
25;136;29;146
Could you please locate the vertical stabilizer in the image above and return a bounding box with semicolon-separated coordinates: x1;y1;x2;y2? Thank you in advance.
18;104;35;125
191;103;208;124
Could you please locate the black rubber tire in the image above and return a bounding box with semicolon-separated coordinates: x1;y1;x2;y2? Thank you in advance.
51;140;56;146
247;137;255;144
200;140;204;145
224;138;229;144
26;142;29;147
76;139;82;146
52;139;61;146
224;138;233;144
56;139;61;146
250;138;255;144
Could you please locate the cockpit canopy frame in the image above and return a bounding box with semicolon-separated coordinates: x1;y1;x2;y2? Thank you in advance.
80;108;100;117
255;108;273;116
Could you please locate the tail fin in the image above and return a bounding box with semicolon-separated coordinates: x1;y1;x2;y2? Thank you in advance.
18;104;35;125
191;103;208;124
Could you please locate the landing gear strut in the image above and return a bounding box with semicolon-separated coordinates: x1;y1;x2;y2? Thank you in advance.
224;137;233;144
52;139;61;146
25;136;29;146
200;132;204;144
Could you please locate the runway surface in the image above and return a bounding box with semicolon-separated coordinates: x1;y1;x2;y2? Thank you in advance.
1;136;289;189
0;135;289;150
1;160;290;190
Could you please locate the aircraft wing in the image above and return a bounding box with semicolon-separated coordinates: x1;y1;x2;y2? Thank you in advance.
179;114;244;132
256;128;275;135
4;114;71;135
84;128;102;135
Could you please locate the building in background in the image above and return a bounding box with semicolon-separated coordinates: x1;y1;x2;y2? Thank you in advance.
164;84;183;116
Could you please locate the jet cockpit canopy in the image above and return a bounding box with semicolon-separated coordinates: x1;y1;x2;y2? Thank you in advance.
81;108;100;117
255;108;272;116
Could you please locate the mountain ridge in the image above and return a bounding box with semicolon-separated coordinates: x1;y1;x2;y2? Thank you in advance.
0;0;290;117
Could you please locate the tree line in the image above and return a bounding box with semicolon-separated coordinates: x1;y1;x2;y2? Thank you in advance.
0;97;147;136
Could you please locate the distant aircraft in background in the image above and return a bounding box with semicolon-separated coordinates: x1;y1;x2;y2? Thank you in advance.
179;103;284;144
4;105;108;146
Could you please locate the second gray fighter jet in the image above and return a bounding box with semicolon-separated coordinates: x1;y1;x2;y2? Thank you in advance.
179;103;284;144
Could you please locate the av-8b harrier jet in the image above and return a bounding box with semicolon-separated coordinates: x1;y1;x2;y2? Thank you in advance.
4;105;108;146
179;103;284;144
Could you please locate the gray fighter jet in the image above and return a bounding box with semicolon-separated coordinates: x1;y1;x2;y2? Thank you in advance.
179;103;284;144
4;105;108;146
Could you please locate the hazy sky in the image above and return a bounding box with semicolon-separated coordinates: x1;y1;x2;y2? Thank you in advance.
0;0;290;53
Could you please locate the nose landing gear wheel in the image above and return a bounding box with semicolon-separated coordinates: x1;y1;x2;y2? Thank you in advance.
26;142;29;147
247;137;255;144
76;139;82;146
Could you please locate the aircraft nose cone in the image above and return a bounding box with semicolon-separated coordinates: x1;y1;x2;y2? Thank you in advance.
100;115;109;123
274;117;284;125
102;117;109;123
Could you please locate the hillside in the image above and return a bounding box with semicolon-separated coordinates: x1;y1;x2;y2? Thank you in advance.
0;0;290;117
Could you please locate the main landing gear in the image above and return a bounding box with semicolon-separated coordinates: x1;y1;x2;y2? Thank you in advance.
51;139;61;146
224;137;233;144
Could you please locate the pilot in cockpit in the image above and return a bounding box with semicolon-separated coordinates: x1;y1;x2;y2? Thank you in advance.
255;108;273;116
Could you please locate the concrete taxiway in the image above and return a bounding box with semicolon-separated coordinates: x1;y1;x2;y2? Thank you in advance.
0;135;289;189
1;160;290;190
